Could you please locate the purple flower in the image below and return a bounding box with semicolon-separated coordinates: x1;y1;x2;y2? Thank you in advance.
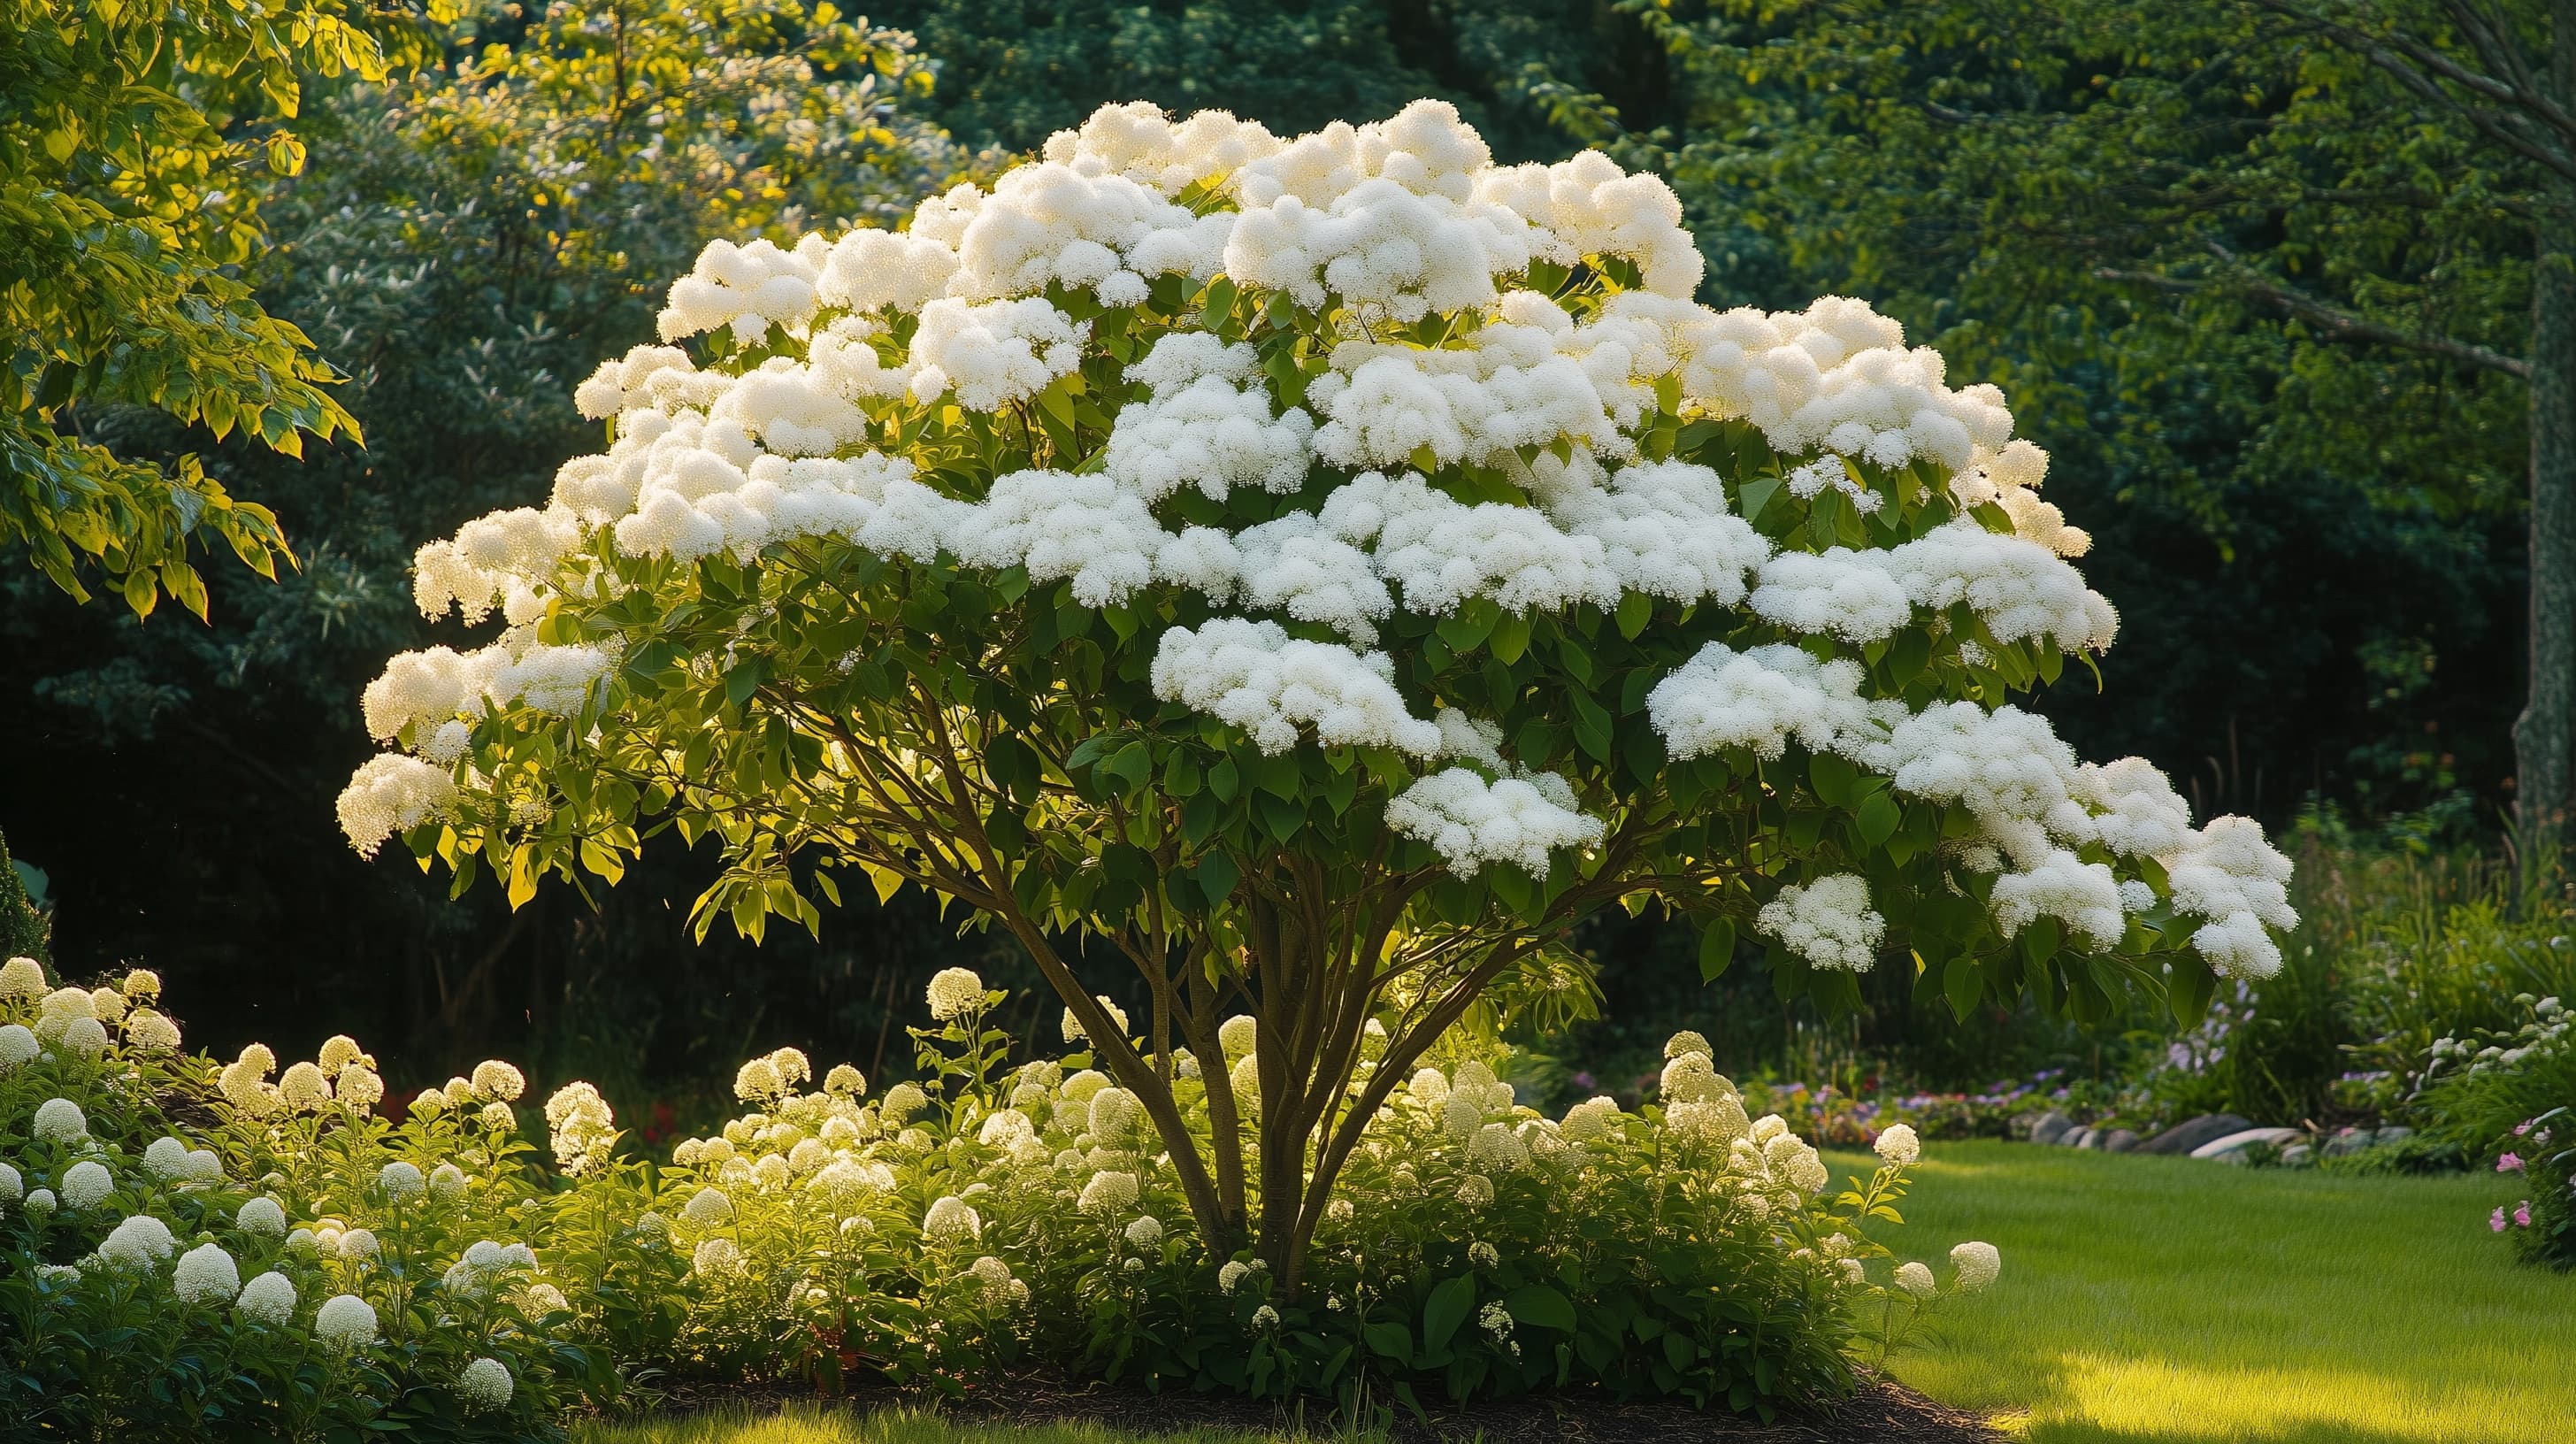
1571;1072;1595;1090
2491;1207;2508;1233
2498;1153;2526;1172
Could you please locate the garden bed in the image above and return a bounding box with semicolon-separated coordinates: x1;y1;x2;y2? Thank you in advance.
603;1374;2001;1444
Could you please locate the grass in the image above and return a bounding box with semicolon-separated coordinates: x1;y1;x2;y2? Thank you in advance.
573;1143;2576;1444
1856;1140;2576;1443
575;1402;1271;1444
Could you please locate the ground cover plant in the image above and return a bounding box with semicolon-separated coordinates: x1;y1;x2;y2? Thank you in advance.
338;99;2298;1304
1880;1141;2576;1443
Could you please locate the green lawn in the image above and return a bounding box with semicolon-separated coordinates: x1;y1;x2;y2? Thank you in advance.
576;1143;2576;1444
577;1403;1266;1444
1863;1140;2576;1443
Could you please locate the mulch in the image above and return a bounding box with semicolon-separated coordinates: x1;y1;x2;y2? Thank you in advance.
625;1372;2007;1444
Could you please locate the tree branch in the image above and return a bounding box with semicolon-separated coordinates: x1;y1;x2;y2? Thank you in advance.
2093;262;2532;378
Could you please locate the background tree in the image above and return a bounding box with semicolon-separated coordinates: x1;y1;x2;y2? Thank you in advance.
1576;0;2560;834
0;0;972;1086
1;0;417;615
344;102;2296;1283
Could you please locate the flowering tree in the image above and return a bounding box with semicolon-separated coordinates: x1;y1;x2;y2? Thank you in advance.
343;100;2297;1286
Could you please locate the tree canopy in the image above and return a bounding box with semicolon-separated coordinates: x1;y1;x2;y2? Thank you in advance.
0;0;415;616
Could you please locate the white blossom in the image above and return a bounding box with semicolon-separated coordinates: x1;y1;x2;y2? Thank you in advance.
1758;876;1886;972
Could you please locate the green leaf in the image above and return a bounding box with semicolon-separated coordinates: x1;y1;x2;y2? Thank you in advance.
1944;955;1982;1020
1505;1285;1576;1332
1490;610;1532;664
1364;1321;1414;1361
1809;752;1859;807
1857;790;1901;848
1192;852;1239;907
1615;590;1652;639
1422;1273;1476;1354
1737;473;1782;524
2169;958;2219;1026
1099;741;1152;792
723;657;768;708
1437;608;1498;655
1698;917;1736;982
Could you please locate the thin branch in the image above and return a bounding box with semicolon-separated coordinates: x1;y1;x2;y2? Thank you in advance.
2093;261;2532;379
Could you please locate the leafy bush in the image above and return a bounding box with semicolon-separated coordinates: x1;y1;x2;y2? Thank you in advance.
2;955;2000;1428
0;958;603;1439
2419;996;2576;1268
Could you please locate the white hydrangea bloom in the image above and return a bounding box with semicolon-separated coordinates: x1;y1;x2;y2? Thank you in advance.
926;966;986;1020
922;1194;982;1240
2162;816;2300;979
236;1196;289;1238
1150;618;1442;756
0;1023;36;1070
99;1214;177;1271
657;235;827;342
1951;1240;2002;1292
1874;1124;1921;1167
545;1081;617;1178
236;1270;297;1325
1893;1261;1937;1298
335;755;460;859
458;1356;514;1412
1648;642;1891;763
0;956;45;998
61;1160;111;1210
379;1161;426;1203
1384;768;1603;877
173;1242;242;1305
33;1098;86;1143
1757;876;1886;972
316;1294;380;1350
1103;334;1315;502
908;297;1088;410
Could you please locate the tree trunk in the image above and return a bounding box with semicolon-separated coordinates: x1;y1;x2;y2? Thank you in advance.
2516;8;2576;850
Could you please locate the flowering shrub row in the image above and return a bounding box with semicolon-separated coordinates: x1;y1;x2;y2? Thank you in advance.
1;955;1999;1432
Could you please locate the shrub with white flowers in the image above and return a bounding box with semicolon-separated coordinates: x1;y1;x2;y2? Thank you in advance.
0;958;592;1441
340;96;2292;1289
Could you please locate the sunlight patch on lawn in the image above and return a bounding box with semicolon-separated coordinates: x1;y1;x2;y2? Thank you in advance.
1875;1141;2576;1444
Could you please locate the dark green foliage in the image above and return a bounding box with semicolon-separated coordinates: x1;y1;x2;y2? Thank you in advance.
867;0;1677;161
0;828;43;963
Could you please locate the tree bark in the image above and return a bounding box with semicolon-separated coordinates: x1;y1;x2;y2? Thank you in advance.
2515;0;2576;849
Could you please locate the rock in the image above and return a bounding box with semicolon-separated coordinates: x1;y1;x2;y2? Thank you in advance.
2280;1143;2315;1168
2376;1125;2414;1145
2321;1126;2373;1157
2102;1128;2139;1153
2075;1128;2106;1149
2029;1110;2074;1147
2189;1125;2304;1161
2135;1113;2251;1156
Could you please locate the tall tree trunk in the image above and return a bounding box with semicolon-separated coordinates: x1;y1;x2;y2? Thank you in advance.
2517;4;2576;850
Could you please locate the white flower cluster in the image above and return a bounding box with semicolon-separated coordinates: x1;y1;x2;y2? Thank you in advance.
1757;875;1886;972
545;1081;617;1178
1384;768;1603;876
1649;644;2294;975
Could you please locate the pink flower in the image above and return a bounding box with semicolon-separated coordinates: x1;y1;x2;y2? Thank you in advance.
2491;1207;2509;1233
2515;1119;2534;1136
2515;1202;2533;1228
2497;1152;2525;1172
